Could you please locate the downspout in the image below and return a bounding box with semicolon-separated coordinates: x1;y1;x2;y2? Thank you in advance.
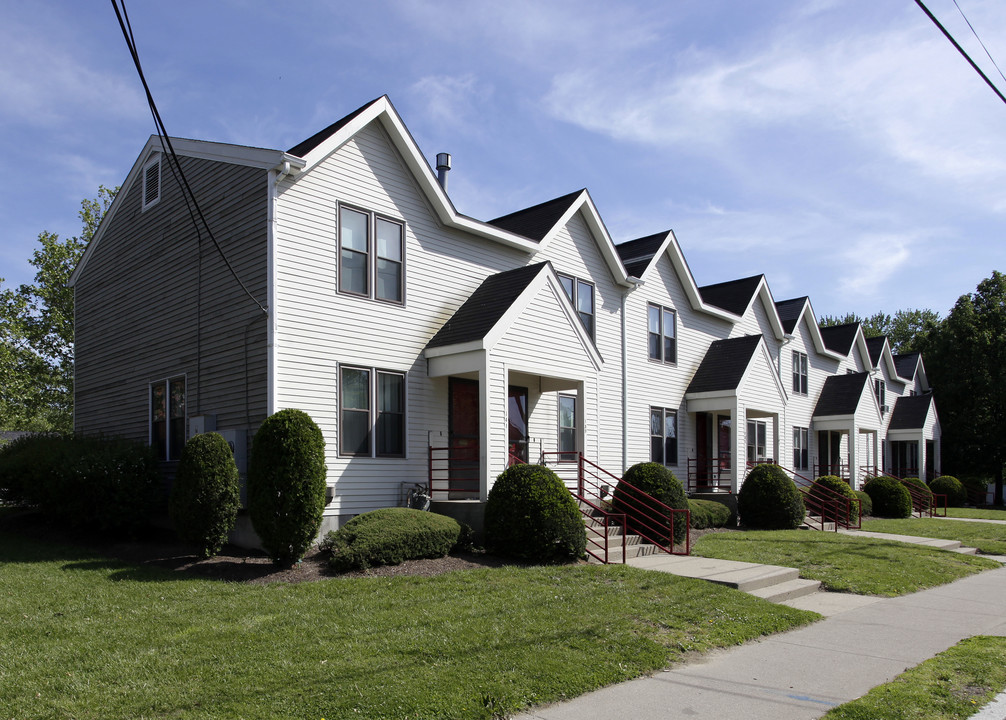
621;278;644;472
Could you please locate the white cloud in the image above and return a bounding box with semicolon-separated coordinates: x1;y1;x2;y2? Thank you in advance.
408;74;492;134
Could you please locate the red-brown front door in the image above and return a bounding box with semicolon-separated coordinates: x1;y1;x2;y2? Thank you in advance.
449;378;479;496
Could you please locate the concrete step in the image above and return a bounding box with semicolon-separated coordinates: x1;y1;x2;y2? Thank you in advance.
801;516;837;532
586;542;658;563
952;546;979;555
747;578;822;603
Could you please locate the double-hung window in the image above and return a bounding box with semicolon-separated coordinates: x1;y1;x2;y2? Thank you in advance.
338;205;404;303
558;394;578;462
793;427;809;470
746;420;767;464
339;366;406;457
874;379;886;412
649;407;678;465
150;376;185;461
792;351;808;395
557;274;595;339
647;304;676;363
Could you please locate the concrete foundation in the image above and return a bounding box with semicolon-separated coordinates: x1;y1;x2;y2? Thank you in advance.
431;500;487;542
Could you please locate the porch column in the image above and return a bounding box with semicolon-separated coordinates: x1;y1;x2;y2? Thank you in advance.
772;414;780;465
935;437;941;475
872;431;879;480
731;401;743;493
576;381;586;464
478;353;491;502
847;423;858;490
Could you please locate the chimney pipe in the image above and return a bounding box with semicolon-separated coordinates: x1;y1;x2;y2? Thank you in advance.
436;152;451;191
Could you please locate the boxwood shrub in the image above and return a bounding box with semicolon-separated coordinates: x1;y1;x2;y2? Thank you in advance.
737;464;805;529
612;462;689;543
863;476;912;518
484;464;584;562
321;507;461;571
855;490;873;517
929;475;967;507
809;475;859;524
169;432;240;557
688;498;731;529
248;409;327;566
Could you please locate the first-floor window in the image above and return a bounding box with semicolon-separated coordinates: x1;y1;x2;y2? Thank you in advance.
151;376;186;461
339;366;406;457
650;407;678;465
558;394;578;461
793;427;809;471
746;420;766;464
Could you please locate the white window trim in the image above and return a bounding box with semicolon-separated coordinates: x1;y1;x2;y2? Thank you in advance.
792;350;808;395
337;364;408;459
337;202;406;306
647;303;677;365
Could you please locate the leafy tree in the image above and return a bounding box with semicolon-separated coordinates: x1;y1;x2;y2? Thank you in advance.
819;309;940;354
0;187;116;432
920;272;1006;504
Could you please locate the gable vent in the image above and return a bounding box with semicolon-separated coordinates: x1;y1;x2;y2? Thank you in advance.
143;156;161;209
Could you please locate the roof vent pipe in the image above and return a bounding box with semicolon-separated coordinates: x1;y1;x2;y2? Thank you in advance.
436;152;451;191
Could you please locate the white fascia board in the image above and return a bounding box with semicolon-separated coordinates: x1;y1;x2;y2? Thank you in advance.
851;328;872;369
424;340;485;359
754;280;786;340
915;357;930;392
800;299;846;361
812;416;856;430
686;395;738;413
427;349;485;378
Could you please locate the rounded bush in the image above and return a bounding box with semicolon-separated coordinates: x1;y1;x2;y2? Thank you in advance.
929;475;967;507
855;490;873;517
863;476;912;518
321;507;461;571
737;464;805;529
170;432;240;557
612;462;689;544
248;409;328;565
484;464;584;562
688;498;732;529
902;477;934;512
808;475;859;524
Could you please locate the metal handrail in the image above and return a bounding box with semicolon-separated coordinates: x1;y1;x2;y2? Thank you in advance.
427;444;480;500
576;494;627;564
747;462;861;531
863;470;948;518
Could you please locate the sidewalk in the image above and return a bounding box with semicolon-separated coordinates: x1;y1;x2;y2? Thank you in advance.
517;565;1006;720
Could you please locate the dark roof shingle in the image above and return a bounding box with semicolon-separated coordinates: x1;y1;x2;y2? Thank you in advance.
487;190;583;242
775;297;808;334
865;336;887;366
818;323;860;355
888;394;934;431
426;263;548;349
813;372;870;417
287;97;384;157
615;232;667;278
894;353;920;380
698;275;764;316
686;335;762;394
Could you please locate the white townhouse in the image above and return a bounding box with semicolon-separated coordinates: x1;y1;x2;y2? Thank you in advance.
69;95;941;533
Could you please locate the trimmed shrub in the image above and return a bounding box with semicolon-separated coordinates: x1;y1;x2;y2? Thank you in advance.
737;464;805;529
248;409;328;566
169;432;240;557
688;498;731;529
929;475;967;508
321;507;461;571
902;476;934;511
808;475;859;524
863;476;912;518
0;433;160;535
484;464;585;562
855;490;873;517
612;462;689;543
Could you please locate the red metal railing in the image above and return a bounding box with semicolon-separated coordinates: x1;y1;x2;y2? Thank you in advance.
816;462;851;481
862;469;947;518
748;462;861;531
427;444;480;500
577;495;627;564
686;455;732;493
542;452;690;556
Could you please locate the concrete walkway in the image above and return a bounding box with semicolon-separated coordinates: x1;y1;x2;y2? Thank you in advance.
517;565;1006;720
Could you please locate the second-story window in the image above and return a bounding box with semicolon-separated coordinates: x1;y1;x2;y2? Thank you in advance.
648;304;676;363
792;351;808;395
338;204;404;304
557;274;595;339
874;379;886;412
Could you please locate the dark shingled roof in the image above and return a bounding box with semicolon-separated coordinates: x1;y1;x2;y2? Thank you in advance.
819;323;860;355
287;97;384;157
487;190;583;242
865;336;887;366
894;353;920;381
426;263;548;349
776;297;808;334
888;394;934;431
615;232;667;278
698;275;764;316
813;372;870;417
686;335;762;394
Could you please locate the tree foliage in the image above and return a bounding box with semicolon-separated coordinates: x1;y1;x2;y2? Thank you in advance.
0;187;116;432
818;308;941;354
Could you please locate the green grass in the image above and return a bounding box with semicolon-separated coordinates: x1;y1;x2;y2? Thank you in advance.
947;507;1006;521
692;531;998;596
823;636;1006;719
0;531;817;720
861;517;1006;555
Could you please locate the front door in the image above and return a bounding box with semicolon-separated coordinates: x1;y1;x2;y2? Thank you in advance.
508;385;529;463
449;378;479;497
695;412;713;483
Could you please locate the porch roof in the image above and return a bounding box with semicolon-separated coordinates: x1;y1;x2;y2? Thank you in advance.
813;372;870;417
889;394;934;431
686;335;762;394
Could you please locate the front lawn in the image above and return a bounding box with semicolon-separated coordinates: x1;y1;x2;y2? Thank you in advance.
0;531;816;720
947;507;1006;521
861;518;1006;555
692;530;998;596
823;636;1006;719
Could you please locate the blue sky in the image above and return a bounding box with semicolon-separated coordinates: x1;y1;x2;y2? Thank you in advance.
3;0;1006;320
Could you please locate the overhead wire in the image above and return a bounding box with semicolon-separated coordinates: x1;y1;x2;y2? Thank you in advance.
914;0;1006;108
951;0;1006;87
109;0;269;316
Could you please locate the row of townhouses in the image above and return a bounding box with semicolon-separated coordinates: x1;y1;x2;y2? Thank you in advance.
68;96;941;533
